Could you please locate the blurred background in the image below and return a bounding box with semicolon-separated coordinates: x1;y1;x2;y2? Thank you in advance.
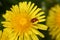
0;0;60;40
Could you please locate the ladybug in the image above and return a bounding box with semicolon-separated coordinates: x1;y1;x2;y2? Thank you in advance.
31;18;38;23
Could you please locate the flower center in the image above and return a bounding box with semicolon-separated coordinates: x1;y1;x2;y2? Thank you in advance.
19;18;27;25
56;13;60;26
13;16;33;34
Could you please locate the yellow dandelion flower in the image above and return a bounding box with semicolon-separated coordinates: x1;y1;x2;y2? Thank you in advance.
46;5;60;40
0;30;2;39
0;30;10;40
1;1;47;40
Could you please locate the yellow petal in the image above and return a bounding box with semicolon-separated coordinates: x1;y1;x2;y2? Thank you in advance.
30;28;45;38
22;2;28;11
15;35;18;40
29;3;35;12
37;16;45;19
11;5;19;14
50;27;59;36
29;6;37;15
27;1;31;8
11;5;20;15
31;8;41;18
49;10;55;16
36;12;44;17
52;29;60;39
0;31;2;39
36;24;48;30
31;33;39;40
19;34;23;40
19;2;23;12
9;32;18;40
1;30;9;40
32;26;39;29
56;34;60;40
38;19;46;22
24;32;31;40
1;22;12;28
3;11;13;21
